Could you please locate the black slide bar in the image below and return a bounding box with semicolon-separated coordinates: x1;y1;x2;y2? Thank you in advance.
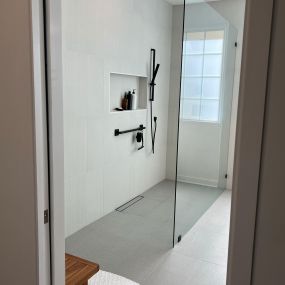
114;124;146;136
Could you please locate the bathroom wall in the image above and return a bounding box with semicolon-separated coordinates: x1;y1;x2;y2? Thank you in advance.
0;0;38;283
251;1;285;282
177;121;223;187
62;0;173;237
166;1;245;189
166;5;184;183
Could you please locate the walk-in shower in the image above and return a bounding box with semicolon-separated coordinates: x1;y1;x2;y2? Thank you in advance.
61;0;245;283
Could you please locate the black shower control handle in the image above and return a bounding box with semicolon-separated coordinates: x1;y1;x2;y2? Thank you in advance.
136;132;144;150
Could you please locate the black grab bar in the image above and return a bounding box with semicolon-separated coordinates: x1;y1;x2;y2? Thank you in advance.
114;125;146;136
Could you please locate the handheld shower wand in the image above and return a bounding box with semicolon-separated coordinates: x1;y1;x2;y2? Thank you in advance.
150;49;160;154
151;64;160;85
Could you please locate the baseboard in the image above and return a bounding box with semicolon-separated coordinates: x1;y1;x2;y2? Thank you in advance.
177;175;218;188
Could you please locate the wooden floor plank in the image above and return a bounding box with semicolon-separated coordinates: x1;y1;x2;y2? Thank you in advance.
65;254;99;285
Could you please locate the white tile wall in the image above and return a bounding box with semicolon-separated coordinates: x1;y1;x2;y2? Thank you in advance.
63;0;173;237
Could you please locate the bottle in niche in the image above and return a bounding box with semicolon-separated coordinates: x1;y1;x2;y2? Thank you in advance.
127;91;133;110
121;93;128;110
132;89;137;110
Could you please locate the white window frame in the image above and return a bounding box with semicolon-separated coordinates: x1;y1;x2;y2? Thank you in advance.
180;28;226;124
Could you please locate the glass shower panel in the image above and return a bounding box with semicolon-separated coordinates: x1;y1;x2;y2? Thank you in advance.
184;55;204;76
204;31;224;54
183;78;203;99
200;99;220;122
174;0;238;244
203;54;223;76
203;78;221;99
62;0;178;279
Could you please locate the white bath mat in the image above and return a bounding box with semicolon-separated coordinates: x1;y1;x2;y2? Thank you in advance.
89;270;139;285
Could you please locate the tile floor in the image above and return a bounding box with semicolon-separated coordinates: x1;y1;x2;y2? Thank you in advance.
175;182;224;241
143;190;231;285
66;181;231;285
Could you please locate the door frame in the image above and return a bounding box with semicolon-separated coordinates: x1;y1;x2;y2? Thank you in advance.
38;0;274;284
31;0;51;284
43;0;65;284
227;0;274;284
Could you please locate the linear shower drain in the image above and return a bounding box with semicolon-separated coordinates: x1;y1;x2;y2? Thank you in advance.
115;195;144;212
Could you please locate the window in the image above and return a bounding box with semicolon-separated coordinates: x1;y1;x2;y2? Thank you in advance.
181;30;224;122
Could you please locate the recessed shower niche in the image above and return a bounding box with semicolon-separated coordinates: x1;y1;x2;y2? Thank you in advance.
109;72;148;113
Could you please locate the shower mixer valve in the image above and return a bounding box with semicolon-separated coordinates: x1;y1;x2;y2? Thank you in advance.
136;132;144;150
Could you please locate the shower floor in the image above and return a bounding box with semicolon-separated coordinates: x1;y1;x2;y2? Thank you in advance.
66;180;225;284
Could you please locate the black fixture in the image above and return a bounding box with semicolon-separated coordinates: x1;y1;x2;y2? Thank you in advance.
150;49;160;102
114;124;146;137
136;131;144;150
150;49;160;154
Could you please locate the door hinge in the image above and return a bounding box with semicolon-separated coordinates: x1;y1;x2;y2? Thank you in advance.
44;209;49;224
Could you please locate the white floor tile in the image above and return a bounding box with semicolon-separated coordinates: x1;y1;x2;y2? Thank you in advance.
187;261;227;285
